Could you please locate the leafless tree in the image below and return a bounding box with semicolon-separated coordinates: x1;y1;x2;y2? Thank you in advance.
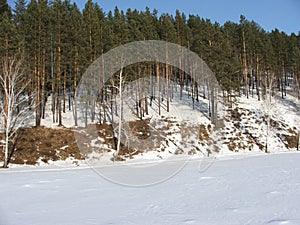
0;59;35;167
261;72;276;153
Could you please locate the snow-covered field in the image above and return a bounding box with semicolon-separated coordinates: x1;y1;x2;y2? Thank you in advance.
1;152;300;225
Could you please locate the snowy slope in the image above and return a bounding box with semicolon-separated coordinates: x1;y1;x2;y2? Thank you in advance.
80;91;300;162
1;153;300;225
1;85;299;166
209;93;300;155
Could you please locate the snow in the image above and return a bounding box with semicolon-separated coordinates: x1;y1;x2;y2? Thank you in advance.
238;93;300;131
72;89;299;158
1;80;300;224
2;87;298;165
1;153;300;225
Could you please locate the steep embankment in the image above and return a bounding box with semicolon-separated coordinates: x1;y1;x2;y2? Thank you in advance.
0;93;299;166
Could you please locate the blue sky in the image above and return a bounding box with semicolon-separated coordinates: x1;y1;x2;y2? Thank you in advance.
7;0;300;35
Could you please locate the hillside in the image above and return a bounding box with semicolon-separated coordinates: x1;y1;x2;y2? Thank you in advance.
1;88;299;167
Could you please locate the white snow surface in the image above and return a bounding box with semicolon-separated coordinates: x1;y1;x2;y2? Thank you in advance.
1;152;300;225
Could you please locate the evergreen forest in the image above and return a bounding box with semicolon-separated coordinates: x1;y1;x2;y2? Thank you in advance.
1;0;300;127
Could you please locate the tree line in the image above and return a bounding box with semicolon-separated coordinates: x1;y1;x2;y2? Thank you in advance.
1;0;300;128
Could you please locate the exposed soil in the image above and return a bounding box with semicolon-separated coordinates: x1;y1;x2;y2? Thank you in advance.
0;123;141;165
198;124;210;141
280;130;299;149
0;126;83;165
0;120;166;166
128;118;151;139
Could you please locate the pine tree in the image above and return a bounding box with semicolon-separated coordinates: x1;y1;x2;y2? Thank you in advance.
288;33;300;97
13;0;27;56
0;0;16;61
158;13;176;111
69;2;83;126
175;10;189;47
22;0;51;126
223;21;243;97
111;7;129;46
239;15;249;98
0;0;11;16
212;25;240;104
140;7;159;40
52;0;67;126
271;29;289;98
82;0;106;62
126;9;143;41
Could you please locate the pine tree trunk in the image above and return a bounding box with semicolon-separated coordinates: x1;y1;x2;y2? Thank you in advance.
51;35;56;123
41;48;46;119
242;28;248;98
150;64;153;107
166;63;170;112
35;53;41;126
63;69;67;113
57;45;62;127
56;5;62;127
281;60;285;98
256;55;260;101
73;49;78;126
156;62;161;115
101;51;106;123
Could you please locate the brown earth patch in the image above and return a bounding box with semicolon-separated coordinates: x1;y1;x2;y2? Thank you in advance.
198;124;210;141
0;126;83;166
279;129;299;149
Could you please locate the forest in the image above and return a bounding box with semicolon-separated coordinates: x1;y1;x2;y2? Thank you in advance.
0;0;300;127
0;0;300;126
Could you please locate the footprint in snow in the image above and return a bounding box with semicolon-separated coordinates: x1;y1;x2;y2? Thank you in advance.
183;219;196;224
266;191;281;195
21;184;33;188
38;180;51;183
267;219;291;224
199;176;214;180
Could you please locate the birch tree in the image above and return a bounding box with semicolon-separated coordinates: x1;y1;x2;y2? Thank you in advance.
114;65;124;160
0;59;34;167
261;73;276;153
